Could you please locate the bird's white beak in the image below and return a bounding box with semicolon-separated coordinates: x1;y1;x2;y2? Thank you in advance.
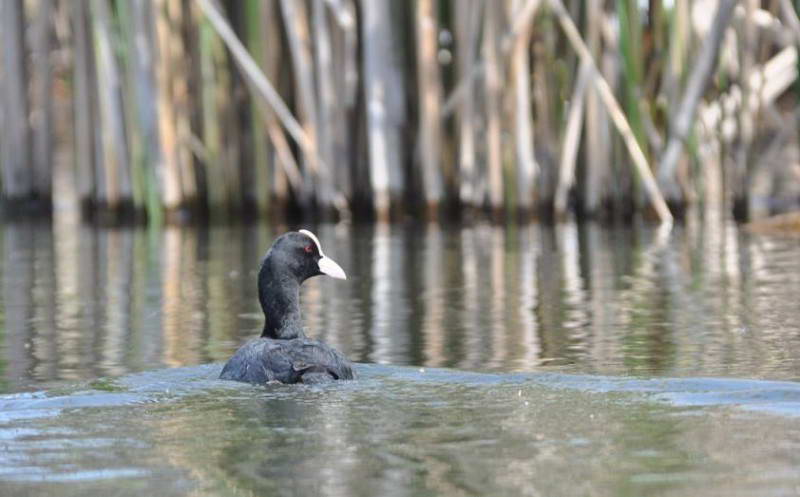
318;256;347;280
298;229;347;280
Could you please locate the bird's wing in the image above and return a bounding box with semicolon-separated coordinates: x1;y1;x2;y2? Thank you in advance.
220;338;355;384
283;340;356;381
220;339;294;383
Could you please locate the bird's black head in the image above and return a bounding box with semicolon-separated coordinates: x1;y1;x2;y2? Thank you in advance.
258;230;346;339
266;229;347;283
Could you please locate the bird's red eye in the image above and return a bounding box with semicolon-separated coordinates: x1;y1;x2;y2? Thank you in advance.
304;245;314;254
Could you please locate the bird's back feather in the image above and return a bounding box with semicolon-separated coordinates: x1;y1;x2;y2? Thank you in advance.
219;337;355;384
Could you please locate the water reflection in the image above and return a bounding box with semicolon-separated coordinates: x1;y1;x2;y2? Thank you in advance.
368;223;410;365
2;219;800;393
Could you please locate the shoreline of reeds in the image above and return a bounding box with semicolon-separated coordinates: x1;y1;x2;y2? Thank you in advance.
2;0;800;226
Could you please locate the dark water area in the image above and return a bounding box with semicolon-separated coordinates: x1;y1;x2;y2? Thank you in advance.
1;220;800;495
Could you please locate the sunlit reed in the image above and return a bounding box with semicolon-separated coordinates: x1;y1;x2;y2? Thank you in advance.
4;1;800;223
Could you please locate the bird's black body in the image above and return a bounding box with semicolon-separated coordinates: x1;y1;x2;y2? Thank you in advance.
219;230;354;384
219;337;354;384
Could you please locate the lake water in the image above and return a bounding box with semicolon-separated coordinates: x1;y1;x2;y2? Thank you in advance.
1;219;800;496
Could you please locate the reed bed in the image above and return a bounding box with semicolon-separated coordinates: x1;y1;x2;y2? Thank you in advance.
1;0;799;224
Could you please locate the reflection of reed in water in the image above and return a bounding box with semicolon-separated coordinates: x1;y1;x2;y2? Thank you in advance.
304;224;358;353
458;226;481;370
54;223;96;381
65;225;156;379
204;225;263;361
97;229;134;377
451;224;544;371
2;224;36;390
556;222;589;338
4;219;800;391
583;223;620;370
488;225;507;368
161;227;203;367
369;223;393;364
464;225;495;369
28;224;57;383
515;224;540;368
681;221;800;377
421;225;445;368
368;223;411;365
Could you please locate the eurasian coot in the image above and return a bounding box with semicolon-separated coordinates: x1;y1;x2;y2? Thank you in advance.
220;230;355;384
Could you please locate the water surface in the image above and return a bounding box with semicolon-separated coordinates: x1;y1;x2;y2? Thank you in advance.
2;364;800;496
1;220;800;495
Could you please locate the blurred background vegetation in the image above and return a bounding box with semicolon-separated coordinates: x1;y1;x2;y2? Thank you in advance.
1;0;800;225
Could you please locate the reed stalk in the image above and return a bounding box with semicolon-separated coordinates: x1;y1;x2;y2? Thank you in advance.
91;0;132;213
32;0;54;205
454;0;481;209
484;4;505;215
415;0;445;217
1;0;33;202
548;0;673;225
510;0;540;216
312;0;337;207
132;0;165;223
245;0;270;217
555;60;591;219
281;0;323;209
198;15;227;215
154;0;190;214
657;0;737;203
360;0;407;220
582;0;611;216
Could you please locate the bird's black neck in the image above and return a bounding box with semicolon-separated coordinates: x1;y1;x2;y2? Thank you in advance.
258;260;306;340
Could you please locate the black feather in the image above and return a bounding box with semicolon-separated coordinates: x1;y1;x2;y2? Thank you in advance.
219;231;355;385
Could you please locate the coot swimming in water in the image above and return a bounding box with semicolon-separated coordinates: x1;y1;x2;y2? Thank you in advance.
220;230;355;384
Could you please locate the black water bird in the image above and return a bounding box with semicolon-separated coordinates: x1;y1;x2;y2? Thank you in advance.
220;230;355;384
